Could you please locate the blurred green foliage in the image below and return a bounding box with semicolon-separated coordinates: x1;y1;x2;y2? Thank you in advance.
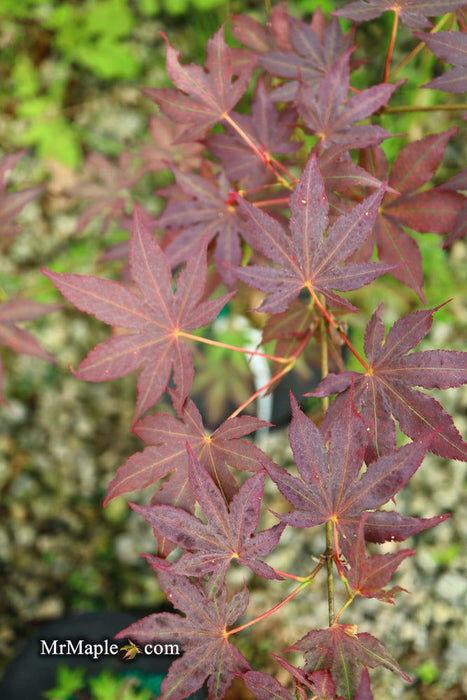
43;664;157;700
0;0;232;168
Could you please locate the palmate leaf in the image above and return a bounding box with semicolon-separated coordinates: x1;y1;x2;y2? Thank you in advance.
144;25;254;142
69;150;146;234
289;624;411;699
43;208;232;422
358;129;464;299
334;0;467;30
344;515;415;602
415;30;467;93
157;167;249;287
257;12;354;101
312;304;467;462
297;52;398;150
231;3;293;54
138;113;204;175
115;573;250;700
104;397;269;507
132;448;284;582
235;153;393;314
265;394;433;549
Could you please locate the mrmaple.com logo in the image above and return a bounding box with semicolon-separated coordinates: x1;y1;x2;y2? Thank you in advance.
39;638;180;660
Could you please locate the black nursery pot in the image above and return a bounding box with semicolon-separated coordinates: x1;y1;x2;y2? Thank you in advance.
0;610;206;700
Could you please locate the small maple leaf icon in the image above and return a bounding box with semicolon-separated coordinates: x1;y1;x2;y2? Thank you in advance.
120;639;142;660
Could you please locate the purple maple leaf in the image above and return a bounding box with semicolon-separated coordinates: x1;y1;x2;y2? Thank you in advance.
137;113;204;174
358;128;464;299
296;51;399;150
334;0;467;30
415;30;467;93
344;514;415;602
104;397;269;508
157;166;249;287
69;151;146;234
236;153;393;313
258;13;353;101
43;207;232;421
131;447;285;582
289;624;410;697
312;304;467;462
116;573;250;700
265;394;433;548
144;26;255;142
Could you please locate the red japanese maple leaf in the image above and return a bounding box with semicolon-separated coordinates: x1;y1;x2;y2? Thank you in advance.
334;0;467;30
115;573;250;700
104;397;269;507
157;166;249;287
144;26;254;142
0;297;58;402
43;207;232;421
235;153;392;314
69;151;147;234
131;447;284;581
288;624;410;698
296;51;399;150
312;304;467;462
257;13;354;101
137;113;204;175
415;30;467;93
344;515;415;602
358;128;464;299
265;393;438;549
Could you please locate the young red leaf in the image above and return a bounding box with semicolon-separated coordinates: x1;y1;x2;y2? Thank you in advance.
43;208;233;421
313;304;467;462
104;397;269;507
236;153;392;314
115;573;250;700
289;624;411;698
143;26;254;142
131;448;285;581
